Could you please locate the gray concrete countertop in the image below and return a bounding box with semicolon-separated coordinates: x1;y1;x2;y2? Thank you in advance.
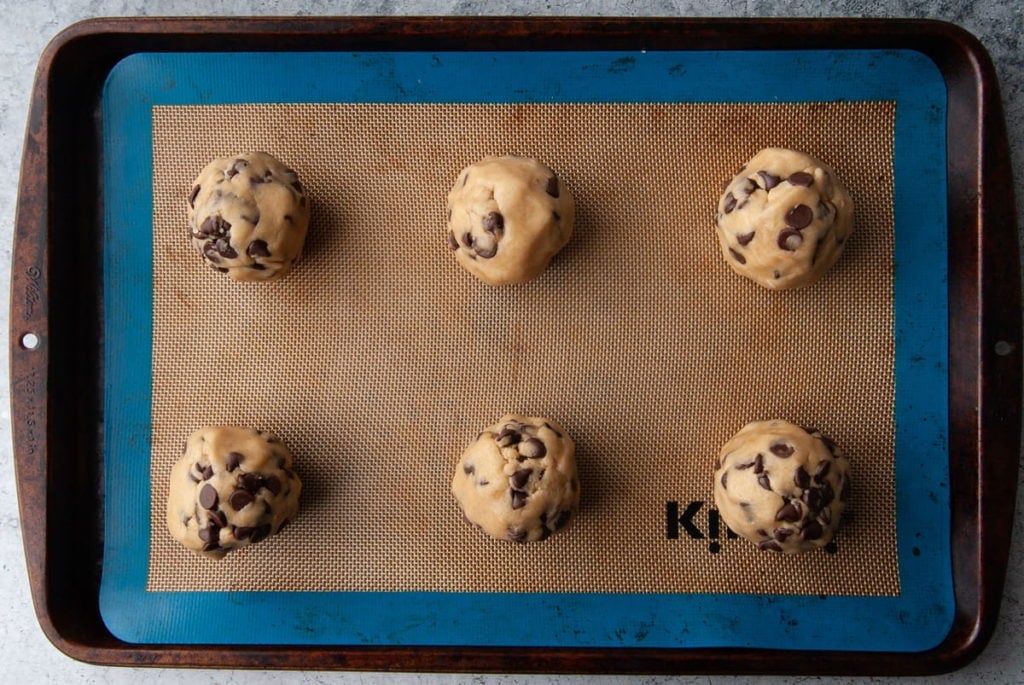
1;1;1021;683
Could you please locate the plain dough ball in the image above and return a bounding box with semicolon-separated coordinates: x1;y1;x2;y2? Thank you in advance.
715;148;853;289
446;156;575;285
451;415;579;543
188;152;310;281
713;420;850;554
167;426;302;558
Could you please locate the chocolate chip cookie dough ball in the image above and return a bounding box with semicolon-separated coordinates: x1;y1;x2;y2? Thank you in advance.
167;426;302;558
187;152;310;281
715;148;853;289
452;415;579;543
445;156;574;285
713;420;850;554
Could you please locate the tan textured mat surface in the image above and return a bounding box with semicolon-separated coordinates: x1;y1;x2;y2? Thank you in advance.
148;101;898;595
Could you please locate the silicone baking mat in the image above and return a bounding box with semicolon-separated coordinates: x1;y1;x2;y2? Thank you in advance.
100;50;950;650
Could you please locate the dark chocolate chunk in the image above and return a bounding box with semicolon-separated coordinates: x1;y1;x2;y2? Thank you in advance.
199;484;218;510
769;443;794;458
545;175;559;198
785;204;813;229
238;472;263;493
264;475;282;496
788;172;814;187
757;171;781;190
729;248;747;264
482;211;504;233
510;469;531;490
247;239;270;258
199;215;231;238
736;231;755;246
510;490;528;509
188;185;200;208
777;228;803;251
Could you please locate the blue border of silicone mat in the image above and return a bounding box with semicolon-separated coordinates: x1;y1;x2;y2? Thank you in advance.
100;50;951;649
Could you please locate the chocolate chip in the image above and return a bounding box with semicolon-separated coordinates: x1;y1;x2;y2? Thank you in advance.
773;270;781;279
475;239;497;259
226;452;243;472
188;185;200;208
552;210;560;221
803;488;823;511
794;466;810;489
199;215;231;238
188;464;201;483
753;454;764;474
511;490;528;509
199;484;218;510
755;527;768;537
785;204;813;229
264;475;282;496
723;192;737;213
542;422;562;438
546;175;559;198
209;509;227;528
757;171;781;190
817;201;831;219
203;243;222;263
461;173;469;187
482;211;504;233
736;231;755;246
555;511;572;529
778;228;803;251
518;438;546;459
720;471;728;489
238;473;263;493
249;263;266;270
477;479;490;487
291;179;303;194
215;238;238;258
788;172;814;187
758;539;783;552
818;506;832;524
447;232;459;250
247;240;270;258
251;524;272;543
820;434;838;453
774;527;795;542
202;465;214;480
814;461;831;481
510;469;531;489
508;527;528;543
776;502;801;522
769;443;794;458
735;459;756;470
496;428;521;447
757;474;772;490
234;525;253;540
229;489;254;511
802;520;823;541
819;481;835;507
729;248;746;264
241;213;260;225
463;464;475;475
461;231;474;248
198;523;219;543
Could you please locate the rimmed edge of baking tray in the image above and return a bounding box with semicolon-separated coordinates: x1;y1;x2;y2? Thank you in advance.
9;16;1021;675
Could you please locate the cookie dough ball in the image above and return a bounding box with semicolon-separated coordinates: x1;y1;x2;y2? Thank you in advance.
713;420;850;554
715;148;853;289
451;415;579;543
167;426;302;558
187;152;310;282
445;156;574;285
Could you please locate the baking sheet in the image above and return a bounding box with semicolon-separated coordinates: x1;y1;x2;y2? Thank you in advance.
99;49;951;650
